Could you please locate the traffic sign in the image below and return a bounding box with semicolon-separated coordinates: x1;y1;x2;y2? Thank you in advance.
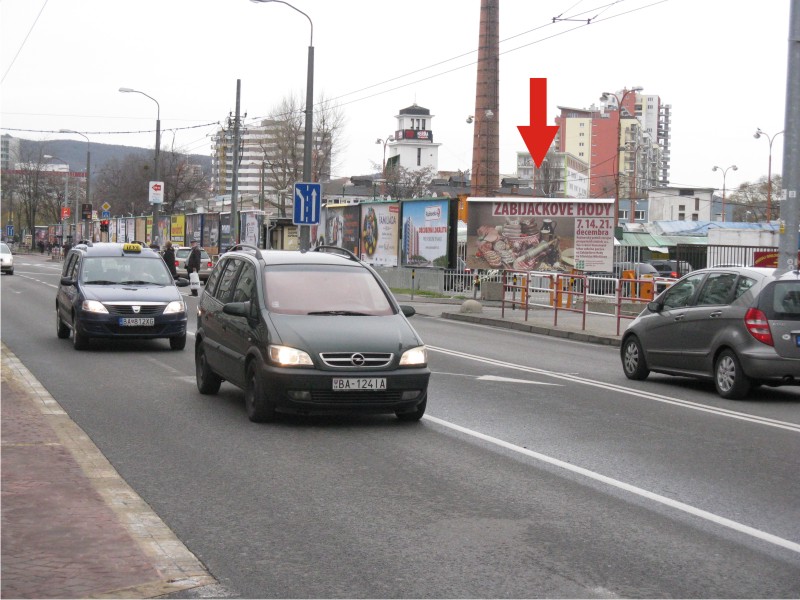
101;210;111;219
293;182;321;225
149;181;164;205
101;202;111;212
6;225;14;238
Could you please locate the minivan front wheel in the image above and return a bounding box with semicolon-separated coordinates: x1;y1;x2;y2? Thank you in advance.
715;349;751;400
244;362;276;423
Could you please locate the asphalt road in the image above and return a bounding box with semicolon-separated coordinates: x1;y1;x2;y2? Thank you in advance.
2;254;799;598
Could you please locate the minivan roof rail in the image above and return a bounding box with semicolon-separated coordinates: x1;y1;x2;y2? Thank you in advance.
228;243;265;261
311;245;360;263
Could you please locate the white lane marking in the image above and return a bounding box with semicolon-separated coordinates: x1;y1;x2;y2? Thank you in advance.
428;346;800;433
423;414;800;554
478;375;559;386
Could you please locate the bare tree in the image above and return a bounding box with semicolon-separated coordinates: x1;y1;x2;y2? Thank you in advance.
380;163;437;199
94;147;209;216
248;92;344;216
534;151;562;198
728;174;782;222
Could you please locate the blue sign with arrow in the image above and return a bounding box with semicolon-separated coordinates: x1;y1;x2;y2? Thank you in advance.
293;182;321;226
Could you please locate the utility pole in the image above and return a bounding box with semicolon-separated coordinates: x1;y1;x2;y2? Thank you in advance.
777;0;799;276
230;79;243;247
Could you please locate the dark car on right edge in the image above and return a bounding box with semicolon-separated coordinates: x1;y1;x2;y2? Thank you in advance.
621;266;800;399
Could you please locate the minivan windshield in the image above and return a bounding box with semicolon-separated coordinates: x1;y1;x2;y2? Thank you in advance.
264;264;394;316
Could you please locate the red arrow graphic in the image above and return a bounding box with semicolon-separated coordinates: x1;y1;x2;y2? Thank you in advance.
517;78;560;168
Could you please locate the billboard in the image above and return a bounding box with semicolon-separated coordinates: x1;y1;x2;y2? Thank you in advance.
466;198;614;272
400;198;451;267
360;202;400;267
325;204;361;255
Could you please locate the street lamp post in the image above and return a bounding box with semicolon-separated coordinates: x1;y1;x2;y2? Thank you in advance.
376;135;394;197
600;86;643;234
59;129;90;242
251;0;314;251
119;87;161;246
753;128;784;222
712;164;738;222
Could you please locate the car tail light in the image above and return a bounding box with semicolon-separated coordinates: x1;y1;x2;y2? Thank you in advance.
745;307;773;346
174;260;180;267
206;261;213;268
670;271;679;278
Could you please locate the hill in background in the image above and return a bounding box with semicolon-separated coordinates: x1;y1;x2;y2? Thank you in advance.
17;138;212;179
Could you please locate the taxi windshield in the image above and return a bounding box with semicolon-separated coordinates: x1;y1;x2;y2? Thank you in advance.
81;256;172;286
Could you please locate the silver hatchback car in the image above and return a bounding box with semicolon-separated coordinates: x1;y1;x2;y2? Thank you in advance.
621;267;800;399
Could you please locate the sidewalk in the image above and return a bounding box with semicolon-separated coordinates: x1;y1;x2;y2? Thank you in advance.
395;294;628;346
1;343;217;599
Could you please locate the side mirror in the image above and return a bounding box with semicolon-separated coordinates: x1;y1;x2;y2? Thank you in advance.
174;277;190;287
223;301;250;318
60;276;77;286
400;305;416;318
647;300;663;313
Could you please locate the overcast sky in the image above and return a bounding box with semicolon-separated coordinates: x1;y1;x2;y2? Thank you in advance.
0;0;791;194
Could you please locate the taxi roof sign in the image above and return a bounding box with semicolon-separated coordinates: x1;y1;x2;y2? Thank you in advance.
122;243;143;253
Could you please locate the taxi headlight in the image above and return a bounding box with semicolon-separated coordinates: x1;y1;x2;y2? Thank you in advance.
164;301;186;314
400;345;427;366
81;300;108;314
268;344;313;366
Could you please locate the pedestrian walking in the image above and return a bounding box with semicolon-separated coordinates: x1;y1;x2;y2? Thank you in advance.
162;240;178;279
187;239;202;296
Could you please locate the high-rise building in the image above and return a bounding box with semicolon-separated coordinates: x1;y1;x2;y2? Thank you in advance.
516;151;590;198
1;134;21;171
209;118;331;214
556;89;670;221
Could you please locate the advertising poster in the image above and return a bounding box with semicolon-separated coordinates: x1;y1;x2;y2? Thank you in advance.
400;199;450;267
325;204;360;255
466;198;614;272
170;215;185;244
241;212;260;246
311;209;326;249
360;202;400;266
135;217;147;243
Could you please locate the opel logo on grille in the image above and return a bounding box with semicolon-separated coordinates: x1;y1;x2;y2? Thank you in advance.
132;306;141;314
350;353;365;366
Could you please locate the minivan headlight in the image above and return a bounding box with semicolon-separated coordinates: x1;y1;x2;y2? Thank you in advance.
400;345;427;366
81;300;108;314
268;344;313;366
164;300;186;314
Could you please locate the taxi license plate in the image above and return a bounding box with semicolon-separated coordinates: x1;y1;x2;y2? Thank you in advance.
332;378;386;391
119;317;155;327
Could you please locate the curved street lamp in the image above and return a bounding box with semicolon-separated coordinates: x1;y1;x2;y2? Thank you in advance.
375;135;395;178
712;164;738;222
600;86;643;231
119;87;161;245
753;128;784;222
250;0;314;251
59;129;90;241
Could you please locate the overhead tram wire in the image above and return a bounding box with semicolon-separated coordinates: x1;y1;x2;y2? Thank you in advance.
3;0;669;145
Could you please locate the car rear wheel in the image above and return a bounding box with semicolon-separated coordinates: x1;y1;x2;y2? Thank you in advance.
72;317;89;350
715;349;751;400
396;395;427;422
56;309;70;339
195;343;222;394
621;335;649;380
170;333;186;350
244;362;276;423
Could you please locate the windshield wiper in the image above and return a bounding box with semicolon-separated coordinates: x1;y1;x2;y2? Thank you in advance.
120;280;155;285
307;310;369;316
84;280;116;285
